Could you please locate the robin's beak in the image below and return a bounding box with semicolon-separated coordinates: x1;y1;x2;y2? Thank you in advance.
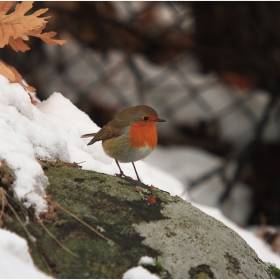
156;118;166;122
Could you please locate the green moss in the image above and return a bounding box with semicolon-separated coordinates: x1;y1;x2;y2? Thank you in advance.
269;264;280;278
5;165;171;278
192;272;210;279
150;188;181;204
189;264;214;279
141;260;164;273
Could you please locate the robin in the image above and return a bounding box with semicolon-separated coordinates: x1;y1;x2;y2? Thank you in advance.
81;105;166;181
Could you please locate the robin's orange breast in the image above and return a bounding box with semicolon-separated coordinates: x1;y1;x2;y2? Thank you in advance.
128;121;158;150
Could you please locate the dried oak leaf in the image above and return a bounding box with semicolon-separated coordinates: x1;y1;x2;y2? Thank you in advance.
0;1;66;52
0;59;35;92
0;1;13;15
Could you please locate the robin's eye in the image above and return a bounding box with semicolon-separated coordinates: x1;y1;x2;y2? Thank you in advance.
142;116;149;121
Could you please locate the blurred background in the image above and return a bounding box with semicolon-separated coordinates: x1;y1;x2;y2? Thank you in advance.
2;2;280;251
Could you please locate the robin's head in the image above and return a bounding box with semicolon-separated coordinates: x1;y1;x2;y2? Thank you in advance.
115;105;166;124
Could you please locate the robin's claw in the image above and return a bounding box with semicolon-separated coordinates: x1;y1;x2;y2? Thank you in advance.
114;173;133;180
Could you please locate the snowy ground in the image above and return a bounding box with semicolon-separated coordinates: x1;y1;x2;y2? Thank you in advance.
0;74;280;278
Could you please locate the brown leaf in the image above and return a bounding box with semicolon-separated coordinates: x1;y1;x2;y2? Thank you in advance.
0;60;35;92
221;72;253;90
8;37;30;52
147;194;156;205
28;93;39;105
0;1;13;14
0;1;66;52
33;31;66;46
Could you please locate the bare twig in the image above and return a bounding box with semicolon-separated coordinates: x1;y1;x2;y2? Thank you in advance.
6;199;35;243
0;188;5;221
38;221;78;258
50;200;116;246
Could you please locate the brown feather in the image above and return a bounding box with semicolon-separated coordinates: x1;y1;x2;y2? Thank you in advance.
82;123;124;146
81;105;160;146
81;133;97;138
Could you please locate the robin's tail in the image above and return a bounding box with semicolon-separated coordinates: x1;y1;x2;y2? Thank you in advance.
81;133;97;145
81;133;97;138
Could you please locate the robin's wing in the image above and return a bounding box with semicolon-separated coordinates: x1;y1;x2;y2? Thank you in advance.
81;123;123;146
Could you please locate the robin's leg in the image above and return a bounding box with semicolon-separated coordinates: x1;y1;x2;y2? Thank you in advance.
131;162;141;182
114;160;132;180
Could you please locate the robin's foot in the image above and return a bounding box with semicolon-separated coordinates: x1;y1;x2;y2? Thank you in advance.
114;172;133;180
